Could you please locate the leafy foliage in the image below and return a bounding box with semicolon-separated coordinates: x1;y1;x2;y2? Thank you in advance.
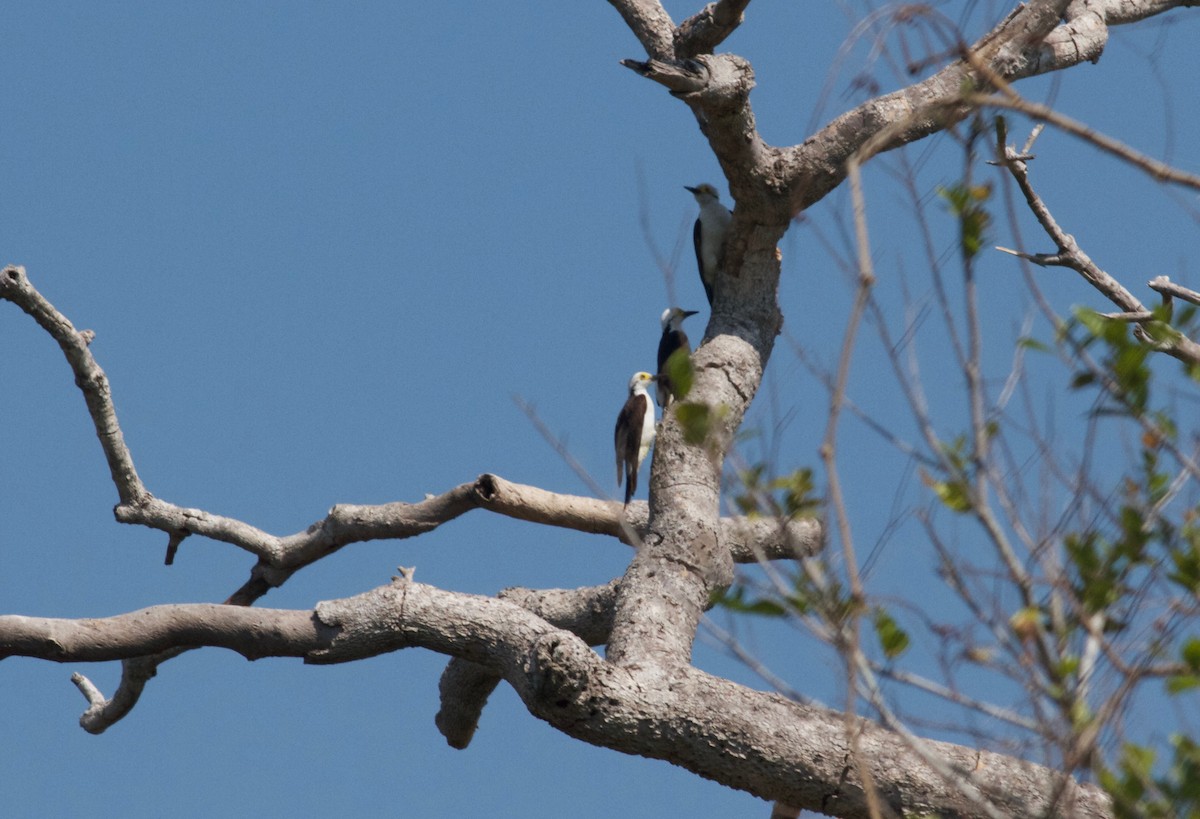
872;607;910;660
938;180;992;259
731;465;820;519
665;347;695;403
675;401;728;449
1100;737;1200;819
710;585;787;618
718;231;1200;816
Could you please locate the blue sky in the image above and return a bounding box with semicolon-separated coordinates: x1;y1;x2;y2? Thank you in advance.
3;4;1199;817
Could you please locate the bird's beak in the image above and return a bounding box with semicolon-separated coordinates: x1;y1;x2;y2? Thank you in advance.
683;310;700;318
684;185;699;194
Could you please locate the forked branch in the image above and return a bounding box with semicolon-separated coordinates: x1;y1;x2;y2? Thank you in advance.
994;149;1200;366
0;577;1113;817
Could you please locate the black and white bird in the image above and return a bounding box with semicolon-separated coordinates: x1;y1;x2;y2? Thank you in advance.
614;371;657;506
685;183;732;306
656;307;699;408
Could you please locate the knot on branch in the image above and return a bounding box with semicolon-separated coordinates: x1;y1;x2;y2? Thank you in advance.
1;264;28;294
308;587;397;664
111;489;159;522
473;473;499;503
530;632;593;708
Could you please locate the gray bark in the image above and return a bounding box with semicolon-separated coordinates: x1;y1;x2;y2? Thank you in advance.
0;579;1113;817
3;0;1198;814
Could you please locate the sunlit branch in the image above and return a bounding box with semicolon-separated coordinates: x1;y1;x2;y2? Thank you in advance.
0;265;147;505
4;265;819;572
437;580;620;749
0;577;1116;817
607;0;675;59
995;148;1200;366
674;0;750;58
975;93;1200;193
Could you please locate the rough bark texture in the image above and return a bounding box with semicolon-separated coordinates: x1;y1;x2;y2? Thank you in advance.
0;580;1113;817
4;0;1198;814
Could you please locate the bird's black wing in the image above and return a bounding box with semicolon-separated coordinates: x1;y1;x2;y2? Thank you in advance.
614;397;635;486
694;218;714;307
656;329;691;408
614;394;646;504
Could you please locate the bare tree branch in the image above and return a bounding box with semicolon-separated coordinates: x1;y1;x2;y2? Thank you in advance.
0;604;324;662
618;0;1197;337
675;0;751;58
607;0;675;59
9;0;1197;811
0;579;1114;818
3;264;822;734
1149;275;1200;306
783;1;1197;214
2;262;825;734
436;580;620;749
1;265;819;572
0;265;147;505
994;149;1200;366
73;651;187;734
975;92;1200;192
123;469;821;571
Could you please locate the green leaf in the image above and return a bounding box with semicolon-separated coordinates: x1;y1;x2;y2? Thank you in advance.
929;477;972;513
1009;606;1042;641
937;182;992;259
1057;655;1080;679
1169;536;1200;592
1070;371;1097;390
1182;638;1200;672
785;590;812;615
1073;307;1107;337
1070;698;1094;730
665;347;694;402
674;402;711;445
872;608;910;659
768;467;820;518
711;587;787;618
1167;675;1200;694
731;464;767;516
1101;737;1200;817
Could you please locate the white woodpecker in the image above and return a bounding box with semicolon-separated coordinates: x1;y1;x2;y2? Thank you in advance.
656;307;699;408
614;371;657;506
685;183;732;306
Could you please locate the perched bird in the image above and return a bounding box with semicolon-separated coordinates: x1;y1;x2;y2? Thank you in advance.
685;183;732;306
614;371;657;506
656;307;699;408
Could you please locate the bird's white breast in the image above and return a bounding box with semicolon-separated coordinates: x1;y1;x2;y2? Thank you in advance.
638;397;656;463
